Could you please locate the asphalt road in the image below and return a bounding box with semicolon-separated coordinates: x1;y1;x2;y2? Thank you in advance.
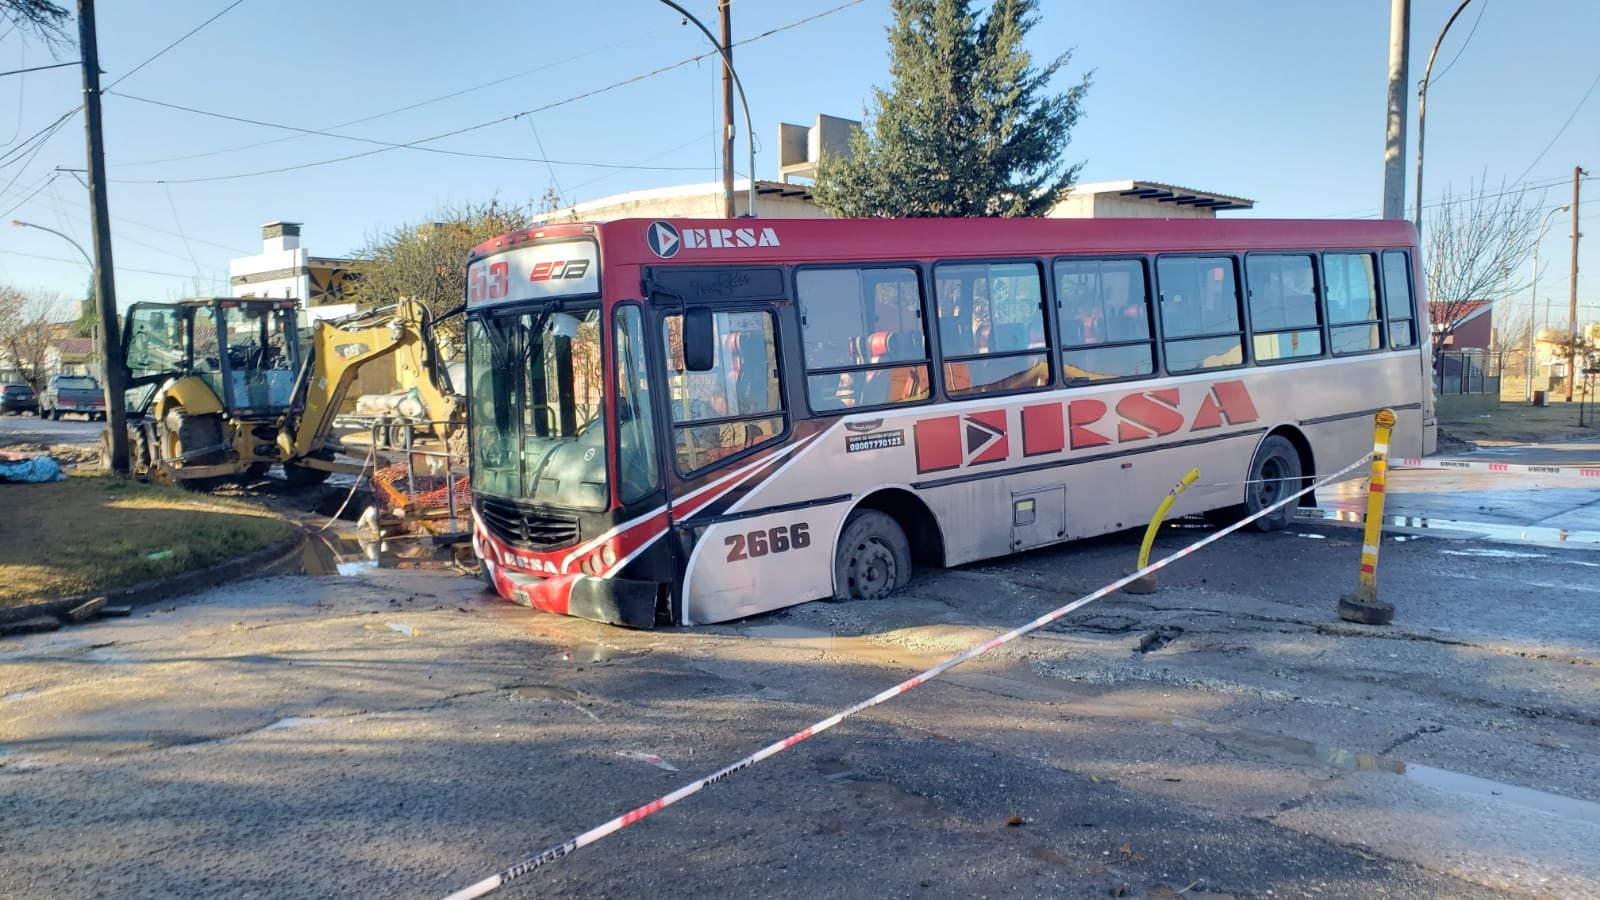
0;412;106;449
3;432;1598;897
3;492;1598;898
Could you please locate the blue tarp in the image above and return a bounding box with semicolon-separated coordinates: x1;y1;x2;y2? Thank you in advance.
0;456;66;483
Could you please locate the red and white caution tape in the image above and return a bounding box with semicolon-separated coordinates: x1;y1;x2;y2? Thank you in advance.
440;452;1377;900
1393;457;1600;479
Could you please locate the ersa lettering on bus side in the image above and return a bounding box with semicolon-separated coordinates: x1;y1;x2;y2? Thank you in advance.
646;221;781;259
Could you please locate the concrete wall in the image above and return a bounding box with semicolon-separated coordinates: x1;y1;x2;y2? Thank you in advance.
1047;191;1220;219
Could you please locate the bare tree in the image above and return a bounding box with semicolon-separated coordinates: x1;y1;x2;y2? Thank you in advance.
0;0;71;48
0;285;69;389
1426;177;1542;360
347;199;537;343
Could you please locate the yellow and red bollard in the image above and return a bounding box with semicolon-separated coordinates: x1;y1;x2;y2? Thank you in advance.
1338;409;1397;625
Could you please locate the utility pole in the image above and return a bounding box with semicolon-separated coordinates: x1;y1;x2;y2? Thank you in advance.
1382;0;1410;220
77;0;128;475
720;0;734;218
1568;166;1586;402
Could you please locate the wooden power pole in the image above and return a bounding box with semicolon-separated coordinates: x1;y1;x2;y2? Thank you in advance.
77;0;129;474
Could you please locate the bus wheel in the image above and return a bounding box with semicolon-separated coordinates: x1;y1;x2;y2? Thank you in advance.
833;510;912;601
1244;435;1302;532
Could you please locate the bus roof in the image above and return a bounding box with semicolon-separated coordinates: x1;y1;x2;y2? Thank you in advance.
470;217;1418;267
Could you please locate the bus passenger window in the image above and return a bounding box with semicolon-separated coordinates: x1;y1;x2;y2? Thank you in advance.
1381;250;1417;349
1323;252;1381;354
935;261;1049;397
663;310;784;474
797;267;931;412
1156;256;1244;373
1246;254;1323;363
1055;258;1155;383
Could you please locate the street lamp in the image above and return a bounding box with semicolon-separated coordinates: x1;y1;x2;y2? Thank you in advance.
11;219;102;397
1414;0;1474;237
657;0;758;217
1527;205;1571;401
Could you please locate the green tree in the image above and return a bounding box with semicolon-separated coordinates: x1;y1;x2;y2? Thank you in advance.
347;199;536;341
75;280;97;339
812;0;1090;218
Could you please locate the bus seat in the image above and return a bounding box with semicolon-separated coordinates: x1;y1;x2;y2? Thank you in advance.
856;330;894;406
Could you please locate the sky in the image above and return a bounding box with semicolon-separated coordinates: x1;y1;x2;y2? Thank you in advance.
1;0;1597;331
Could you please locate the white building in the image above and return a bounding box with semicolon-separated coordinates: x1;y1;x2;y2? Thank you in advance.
229;221;364;321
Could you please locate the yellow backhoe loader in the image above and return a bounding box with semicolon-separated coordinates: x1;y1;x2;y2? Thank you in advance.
120;297;461;486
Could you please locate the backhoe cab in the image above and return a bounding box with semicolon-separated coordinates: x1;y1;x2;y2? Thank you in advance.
121;297;329;485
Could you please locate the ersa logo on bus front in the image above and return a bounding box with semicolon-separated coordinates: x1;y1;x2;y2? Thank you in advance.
646;221;781;259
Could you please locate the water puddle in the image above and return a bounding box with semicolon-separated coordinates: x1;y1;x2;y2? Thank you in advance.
263;716;326;730
1301;508;1600;546
544;641;649;664
1056;699;1600;827
2;689;43;702
287;533;466;577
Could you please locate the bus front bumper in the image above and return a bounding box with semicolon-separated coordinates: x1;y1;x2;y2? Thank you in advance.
486;563;657;629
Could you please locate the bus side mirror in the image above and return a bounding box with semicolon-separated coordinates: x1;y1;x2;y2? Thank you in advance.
683;307;715;372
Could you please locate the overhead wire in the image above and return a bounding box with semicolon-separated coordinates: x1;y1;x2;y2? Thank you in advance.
107;92;709;172
107;0;868;186
1423;0;1487;89
1511;65;1600;188
104;0;248;90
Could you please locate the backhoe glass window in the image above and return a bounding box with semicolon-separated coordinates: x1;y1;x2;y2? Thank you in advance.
467;306;607;509
221;304;297;412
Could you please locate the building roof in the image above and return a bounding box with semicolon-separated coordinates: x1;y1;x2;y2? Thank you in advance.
1067;179;1255;211
51;337;96;356
1429;299;1493;325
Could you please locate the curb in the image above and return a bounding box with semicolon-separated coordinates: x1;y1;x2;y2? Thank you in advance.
0;530;309;630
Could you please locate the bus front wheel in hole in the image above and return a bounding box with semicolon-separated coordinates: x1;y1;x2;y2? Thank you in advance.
833;509;912;601
1244;435;1303;532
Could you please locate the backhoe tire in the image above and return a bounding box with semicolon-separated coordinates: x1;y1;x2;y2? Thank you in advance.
158;407;227;469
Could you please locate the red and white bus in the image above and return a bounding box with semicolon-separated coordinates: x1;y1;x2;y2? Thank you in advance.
464;217;1433;628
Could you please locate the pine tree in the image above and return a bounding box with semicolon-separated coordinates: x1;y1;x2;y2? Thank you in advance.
812;0;1090;218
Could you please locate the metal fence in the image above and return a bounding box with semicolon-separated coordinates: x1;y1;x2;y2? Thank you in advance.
1434;349;1502;396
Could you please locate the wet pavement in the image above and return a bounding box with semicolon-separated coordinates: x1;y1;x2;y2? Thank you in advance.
1;439;1598;898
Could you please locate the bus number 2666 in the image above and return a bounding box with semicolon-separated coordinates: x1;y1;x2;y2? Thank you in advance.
725;523;811;562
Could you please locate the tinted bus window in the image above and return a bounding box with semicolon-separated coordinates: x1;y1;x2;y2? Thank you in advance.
935;261;1049;396
1054;257;1155;383
1324;252;1381;354
797;267;932;412
1246;254;1323;363
1156;256;1244;373
1381;250;1417;349
664;310;784;473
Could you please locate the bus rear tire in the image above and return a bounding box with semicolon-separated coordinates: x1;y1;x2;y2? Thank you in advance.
833;510;912;601
1244;435;1302;532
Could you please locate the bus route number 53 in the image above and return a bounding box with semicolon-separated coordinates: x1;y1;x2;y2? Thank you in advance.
726;523;811;562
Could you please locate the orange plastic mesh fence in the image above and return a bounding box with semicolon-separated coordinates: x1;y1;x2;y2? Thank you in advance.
370;460;471;515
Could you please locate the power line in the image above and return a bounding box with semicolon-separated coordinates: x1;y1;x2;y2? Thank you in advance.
0;105;78;169
0;246;218;279
107;0;867;186
108;31;679;168
104;0;248;90
0;60;78;78
1512;65;1600;188
1424;0;1488;89
1315;173;1577;220
107;91;710;172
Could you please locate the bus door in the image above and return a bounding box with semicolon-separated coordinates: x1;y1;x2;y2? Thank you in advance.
646;267;832;624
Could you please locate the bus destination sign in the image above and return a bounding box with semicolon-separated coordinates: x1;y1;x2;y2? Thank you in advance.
467;239;600;306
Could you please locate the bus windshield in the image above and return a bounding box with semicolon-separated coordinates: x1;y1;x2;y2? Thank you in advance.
467;305;607;509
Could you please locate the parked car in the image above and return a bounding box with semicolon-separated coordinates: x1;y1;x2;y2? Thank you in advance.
40;374;106;421
1;383;38;416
